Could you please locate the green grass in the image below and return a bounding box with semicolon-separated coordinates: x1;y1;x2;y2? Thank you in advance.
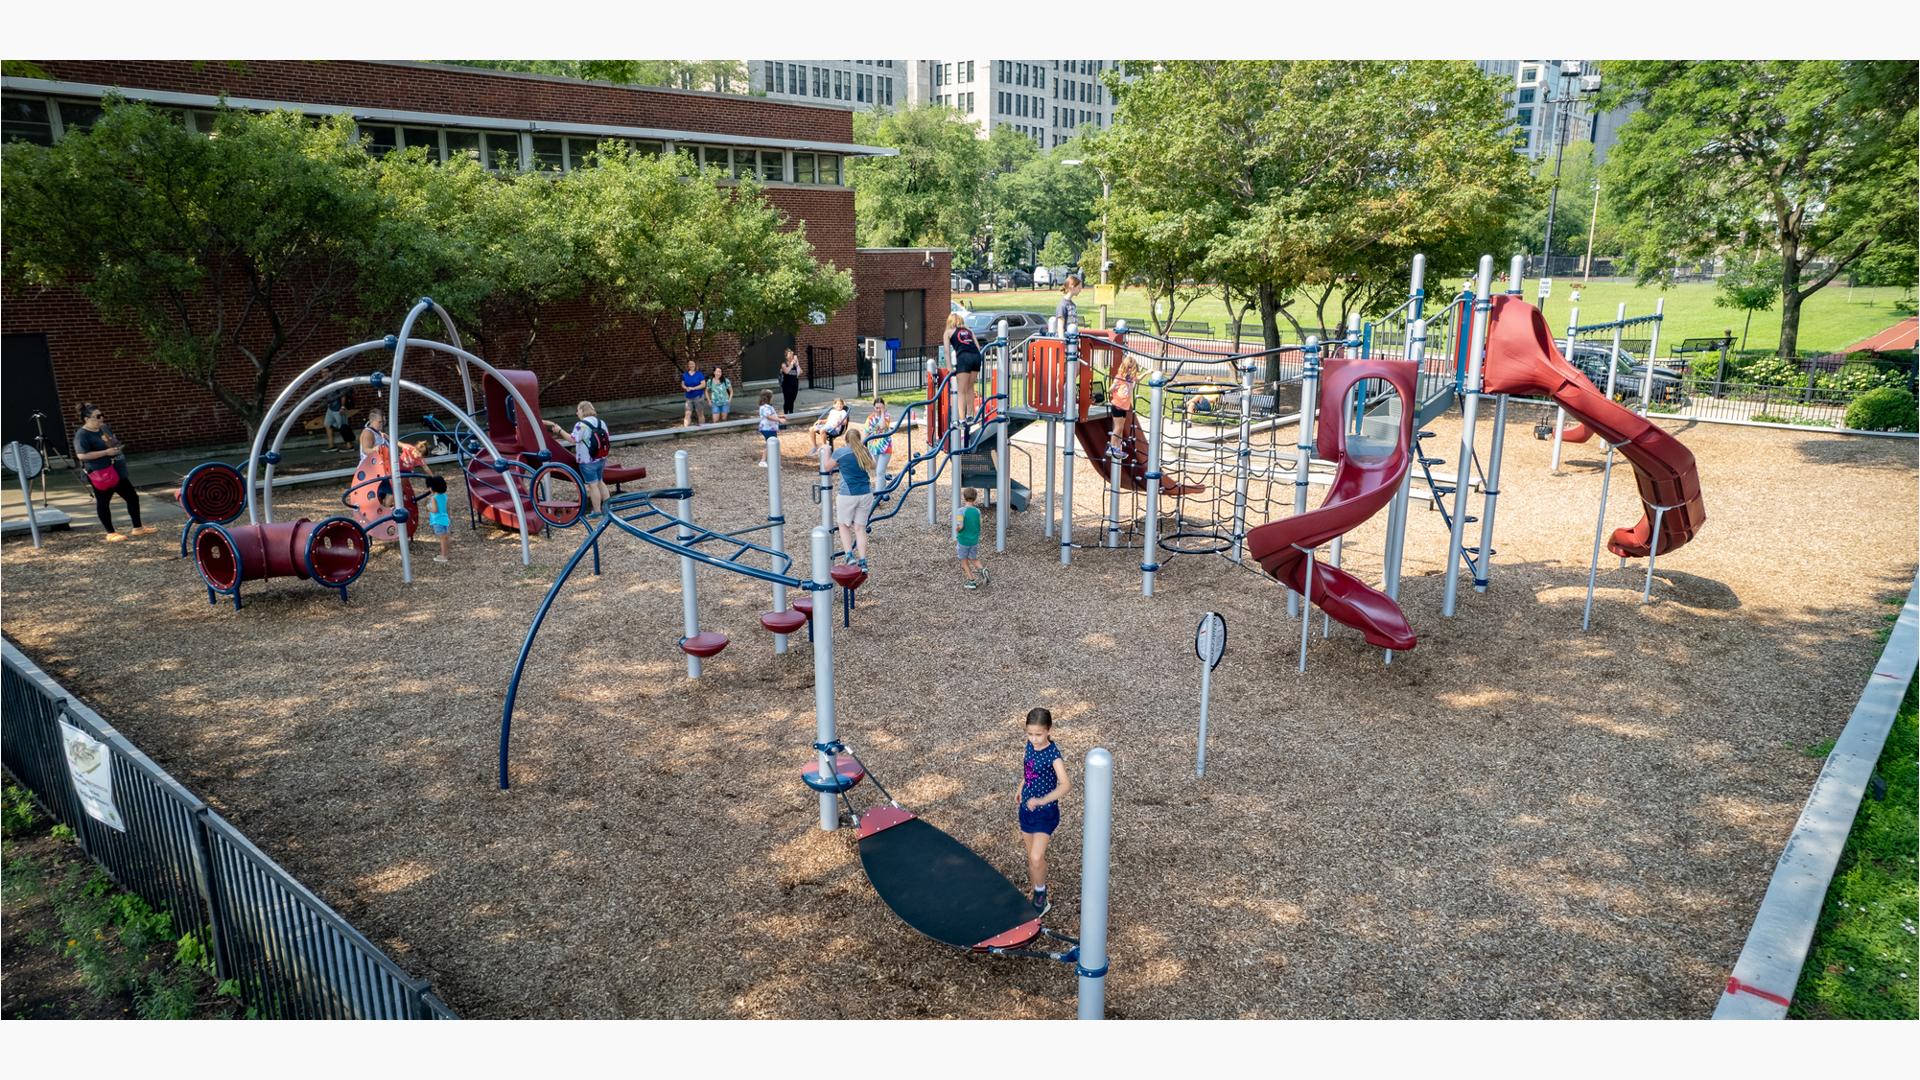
1790;678;1919;1019
959;280;1914;357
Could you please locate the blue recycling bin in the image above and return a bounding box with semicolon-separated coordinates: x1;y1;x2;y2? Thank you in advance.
884;338;901;375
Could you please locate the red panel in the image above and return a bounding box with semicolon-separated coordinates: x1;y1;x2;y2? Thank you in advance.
856;805;916;839
974;918;1042;951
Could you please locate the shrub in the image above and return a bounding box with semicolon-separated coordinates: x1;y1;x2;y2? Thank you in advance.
1744;356;1809;388
1845;386;1920;432
2;784;40;836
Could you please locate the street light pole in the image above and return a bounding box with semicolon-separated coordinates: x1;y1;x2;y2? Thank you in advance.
1582;178;1601;285
1099;175;1111;329
1538;61;1600;283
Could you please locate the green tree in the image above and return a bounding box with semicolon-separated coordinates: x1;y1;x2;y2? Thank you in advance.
569;146;852;374
438;60;747;93
1519;140;1621;266
2;100;386;434
995;144;1103;270
1096;61;1531;375
1037;232;1077;269
850;106;989;256
1602;61;1918;359
1713;252;1781;350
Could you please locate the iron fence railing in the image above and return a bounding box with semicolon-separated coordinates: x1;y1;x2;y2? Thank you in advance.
1;639;454;1019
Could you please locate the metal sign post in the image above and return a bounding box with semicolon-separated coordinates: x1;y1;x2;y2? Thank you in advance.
1194;612;1227;777
5;442;47;549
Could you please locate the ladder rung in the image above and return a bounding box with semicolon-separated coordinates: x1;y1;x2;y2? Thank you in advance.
1463;516;1478;524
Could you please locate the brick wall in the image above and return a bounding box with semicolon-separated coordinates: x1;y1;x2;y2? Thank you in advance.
5;62;862;451
853;249;953;357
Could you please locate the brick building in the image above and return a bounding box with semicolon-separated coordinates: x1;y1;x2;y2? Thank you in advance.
0;61;946;453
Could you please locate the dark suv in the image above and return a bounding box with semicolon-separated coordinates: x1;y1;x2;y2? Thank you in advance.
1566;343;1687;406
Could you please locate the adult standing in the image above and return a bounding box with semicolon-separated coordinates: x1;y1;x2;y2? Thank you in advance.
72;403;151;541
780;347;803;415
681;361;711;427
710;365;734;422
943;312;986;423
542;401;612;516
823;432;877;569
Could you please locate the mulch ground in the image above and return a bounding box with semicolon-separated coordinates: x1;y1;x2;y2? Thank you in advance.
1;409;1914;1018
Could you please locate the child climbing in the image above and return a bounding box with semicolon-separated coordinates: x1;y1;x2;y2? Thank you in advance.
955;488;985;589
1017;707;1069;915
426;474;452;563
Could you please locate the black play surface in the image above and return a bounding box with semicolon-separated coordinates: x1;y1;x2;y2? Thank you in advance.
858;815;1036;950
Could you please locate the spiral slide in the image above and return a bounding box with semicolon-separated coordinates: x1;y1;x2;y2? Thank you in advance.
1073;420;1203;496
1481;296;1705;558
1244;358;1418;651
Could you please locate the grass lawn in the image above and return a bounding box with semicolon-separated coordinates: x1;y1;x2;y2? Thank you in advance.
959;281;1915;357
1789;647;1919;1021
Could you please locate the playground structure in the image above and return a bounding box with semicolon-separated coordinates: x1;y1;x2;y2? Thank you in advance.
879;252;1705;667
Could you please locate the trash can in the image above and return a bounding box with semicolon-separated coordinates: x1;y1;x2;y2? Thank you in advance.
884;338;901;375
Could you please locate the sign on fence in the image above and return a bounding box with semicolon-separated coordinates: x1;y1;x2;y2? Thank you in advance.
1538;277;1553;301
58;717;125;831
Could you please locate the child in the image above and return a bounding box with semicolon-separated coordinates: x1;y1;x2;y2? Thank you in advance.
755;389;786;467
955;487;986;589
1017;707;1070;915
811;397;850;450
542;401;611;515
710;365;734;422
426;474;452;562
863;396;893;481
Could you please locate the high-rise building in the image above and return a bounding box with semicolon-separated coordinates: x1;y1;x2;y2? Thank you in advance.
749;59;901;112
1478;59;1635;163
908;59;1123;147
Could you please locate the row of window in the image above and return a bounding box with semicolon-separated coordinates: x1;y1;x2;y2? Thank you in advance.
766;62;893;105
933;61;977;88
1054;107;1102;130
1055;78;1102;106
2;94;846;185
936;92;977;114
999;91;1047;119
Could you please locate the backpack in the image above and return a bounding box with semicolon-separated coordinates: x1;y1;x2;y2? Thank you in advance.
583;418;611;460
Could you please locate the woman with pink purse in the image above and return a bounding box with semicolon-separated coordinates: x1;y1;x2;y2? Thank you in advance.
73;403;151;542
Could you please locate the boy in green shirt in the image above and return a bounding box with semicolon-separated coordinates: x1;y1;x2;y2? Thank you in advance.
955;487;987;590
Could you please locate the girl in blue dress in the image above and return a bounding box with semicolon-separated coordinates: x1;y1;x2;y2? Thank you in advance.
1017;707;1070;915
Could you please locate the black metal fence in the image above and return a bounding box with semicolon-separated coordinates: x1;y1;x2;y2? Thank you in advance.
859;345;940;398
1;640;455;1020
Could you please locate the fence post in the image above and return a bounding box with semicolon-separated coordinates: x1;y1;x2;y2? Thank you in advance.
188;808;235;982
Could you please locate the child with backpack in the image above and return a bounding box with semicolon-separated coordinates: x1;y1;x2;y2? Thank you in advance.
426;475;453;563
542;401;612;516
956;487;987;589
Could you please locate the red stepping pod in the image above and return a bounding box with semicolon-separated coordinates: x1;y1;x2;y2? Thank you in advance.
790;597;814;621
830;565;868;590
679;631;730;658
760;609;809;634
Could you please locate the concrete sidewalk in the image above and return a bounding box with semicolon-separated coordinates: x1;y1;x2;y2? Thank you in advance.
3;382;854;540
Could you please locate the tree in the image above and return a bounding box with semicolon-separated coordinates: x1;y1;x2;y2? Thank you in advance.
438;60;747;93
3;100;387;434
995;144;1103;269
1037;232;1077;269
1518;141;1622;267
1095;61;1532;377
568;146;853;374
1602;61;1918;359
850;107;989;254
1712;253;1780;350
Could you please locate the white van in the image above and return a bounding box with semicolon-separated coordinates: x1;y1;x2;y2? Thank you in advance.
1033;265;1070;288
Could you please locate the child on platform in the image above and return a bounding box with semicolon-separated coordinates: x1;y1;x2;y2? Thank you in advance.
426;474;452;563
955;487;986;589
1017;707;1069;915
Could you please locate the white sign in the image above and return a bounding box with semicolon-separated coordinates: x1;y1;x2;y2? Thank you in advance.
809;310;828;326
59;718;125;832
1537;277;1553;300
682;311;705;331
4;441;44;480
1195;611;1227;670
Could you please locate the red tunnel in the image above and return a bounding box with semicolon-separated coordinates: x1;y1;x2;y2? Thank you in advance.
194;517;370;605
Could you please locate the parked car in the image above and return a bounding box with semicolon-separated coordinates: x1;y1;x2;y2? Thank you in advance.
1566;342;1688;405
1033;265;1068;288
986;269;1033;290
962;310;1050;349
950;273;977;293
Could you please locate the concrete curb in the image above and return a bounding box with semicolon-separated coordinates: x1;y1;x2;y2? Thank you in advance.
1712;575;1920;1018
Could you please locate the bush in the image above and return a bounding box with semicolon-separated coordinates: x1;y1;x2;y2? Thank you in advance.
1845;386;1920;432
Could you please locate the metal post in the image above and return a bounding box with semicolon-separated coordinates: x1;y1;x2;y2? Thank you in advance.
810;526;838;831
1196;663;1212;777
1552;305;1579;474
926;356;940;527
1383;319;1424;602
1230;359;1256;564
1509;253;1525;295
674;450;701;679
1141;370;1166;596
1475;393;1509;592
1288;337;1322;619
1062;321;1079;566
1076;747;1112;1021
948;361;963;530
995;321;1011;553
1582;445;1619;632
1044;419;1057;538
1409;253;1427;324
767;437;789;656
1606;305;1627;572
1443;255;1495;617
1297;546;1315;671
11;451;42;549
1638;297;1666;416
819;446;833;535
1112;321;1132;554
1642;505;1669;603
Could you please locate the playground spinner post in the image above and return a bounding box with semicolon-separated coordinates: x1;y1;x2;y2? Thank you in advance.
767;436;790;656
810;525;838;832
1076;746;1113;1021
675;450;702;680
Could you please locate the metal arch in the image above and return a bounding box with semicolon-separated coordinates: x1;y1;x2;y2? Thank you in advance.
496;486;827;789
247;339;391;523
262;375;535;566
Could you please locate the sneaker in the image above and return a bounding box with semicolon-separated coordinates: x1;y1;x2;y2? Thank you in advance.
757;460;768;468
101;532;128;543
963;579;979;590
130;525;158;536
433;555;449;563
1032;889;1051;916
857;558;869;570
976;566;990;584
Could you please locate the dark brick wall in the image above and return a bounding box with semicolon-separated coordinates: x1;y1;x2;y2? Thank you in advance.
5;62;861;451
853;249;952;357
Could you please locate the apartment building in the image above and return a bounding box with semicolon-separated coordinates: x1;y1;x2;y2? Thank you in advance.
748;59;901;112
908;59;1121;147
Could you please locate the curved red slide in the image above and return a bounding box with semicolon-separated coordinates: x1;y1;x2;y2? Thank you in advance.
1244;359;1417;651
1481;296;1705;558
1073;420;1203;495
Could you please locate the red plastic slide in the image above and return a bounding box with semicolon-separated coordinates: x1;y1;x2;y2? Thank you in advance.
1481;296;1705;558
1073;420;1203;496
1244;359;1418;651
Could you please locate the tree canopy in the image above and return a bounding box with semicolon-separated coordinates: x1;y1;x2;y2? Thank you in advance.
1602;61;1918;358
437;60;748;94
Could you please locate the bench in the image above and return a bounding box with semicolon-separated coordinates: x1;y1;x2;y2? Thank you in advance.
1167;320;1213;337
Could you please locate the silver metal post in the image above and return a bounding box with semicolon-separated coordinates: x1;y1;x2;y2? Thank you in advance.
1606;304;1627;570
995;321;1011;553
1289;337;1322;619
1475;393;1509;592
818;446;833;534
675;450;701;679
1076;747;1112;1021
1196;664;1212;777
1442;255;1495;616
1230;359;1255;564
927;356;940;527
1298;546;1315;672
948;359;963;530
1043;419;1057;538
767;437;789;655
1582;443;1619;631
1409;254;1427;324
1638;297;1666;416
1642;505;1669;603
1114;322;1132;555
1141;370;1165;596
810;526;837;831
1509;253;1525;295
1062;321;1079;566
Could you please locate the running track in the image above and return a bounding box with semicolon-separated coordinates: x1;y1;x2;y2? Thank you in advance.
1840;317;1918;353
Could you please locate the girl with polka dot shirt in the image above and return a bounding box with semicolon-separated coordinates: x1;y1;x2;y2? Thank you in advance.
1017;707;1071;915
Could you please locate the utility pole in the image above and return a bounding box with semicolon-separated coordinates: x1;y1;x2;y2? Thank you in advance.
1537;61;1602;282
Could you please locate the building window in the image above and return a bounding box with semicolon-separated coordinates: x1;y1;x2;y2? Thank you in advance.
444;129;480;162
965;61;974;81
793;152;816;184
761;149;784;182
531;135;565;173
1516;108;1534;128
773;63;784;95
358;123;399;157
401;127;439;158
1519;64;1539;83
882;77;893;106
790;64;802;95
2;96;55;145
1518;87;1536;104
701;145;730;174
813;67;825;97
733;149;756;181
480;131;520;171
53;99;103;135
818;154;840;185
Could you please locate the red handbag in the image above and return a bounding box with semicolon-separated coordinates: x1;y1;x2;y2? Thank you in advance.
87;464;120;491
